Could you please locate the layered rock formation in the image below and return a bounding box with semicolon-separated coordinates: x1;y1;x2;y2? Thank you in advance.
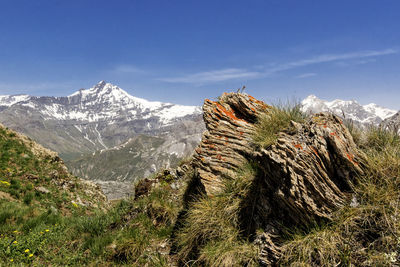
192;93;269;194
186;92;365;264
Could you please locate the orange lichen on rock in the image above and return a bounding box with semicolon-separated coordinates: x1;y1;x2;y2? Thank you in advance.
346;153;359;165
310;146;319;157
214;102;245;122
293;143;303;150
247;94;270;109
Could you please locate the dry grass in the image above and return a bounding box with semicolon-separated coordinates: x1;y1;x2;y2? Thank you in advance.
253;104;306;149
279;126;400;266
175;163;259;266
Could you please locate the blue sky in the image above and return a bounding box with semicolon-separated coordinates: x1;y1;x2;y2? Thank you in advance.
1;0;400;109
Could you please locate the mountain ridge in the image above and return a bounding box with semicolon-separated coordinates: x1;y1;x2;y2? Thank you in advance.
0;81;204;160
0;81;201;124
0;81;205;198
301;94;397;125
381;111;400;133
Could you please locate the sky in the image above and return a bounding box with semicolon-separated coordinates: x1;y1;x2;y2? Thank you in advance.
0;0;400;109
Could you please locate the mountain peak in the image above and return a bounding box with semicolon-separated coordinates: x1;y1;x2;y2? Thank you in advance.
69;81;128;100
304;94;319;100
97;80;107;87
301;94;397;125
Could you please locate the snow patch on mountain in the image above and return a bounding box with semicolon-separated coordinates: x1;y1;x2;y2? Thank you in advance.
0;95;30;107
301;95;397;125
0;81;201;125
381;111;400;134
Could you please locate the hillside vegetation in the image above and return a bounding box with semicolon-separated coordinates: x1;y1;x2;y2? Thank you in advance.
0;123;190;265
1;94;400;266
171;96;400;266
277;124;400;266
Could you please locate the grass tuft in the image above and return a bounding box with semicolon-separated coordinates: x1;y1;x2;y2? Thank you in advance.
279;125;400;266
253;103;306;148
176;163;259;266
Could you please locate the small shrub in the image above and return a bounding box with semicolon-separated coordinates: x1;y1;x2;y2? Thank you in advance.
77;213;110;236
9;188;20;199
25;183;33;191
23;192;34;205
10;179;21;190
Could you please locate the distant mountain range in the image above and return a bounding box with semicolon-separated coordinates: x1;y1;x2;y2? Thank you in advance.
1;84;399;199
0;81;205;198
301;95;397;125
0;81;202;159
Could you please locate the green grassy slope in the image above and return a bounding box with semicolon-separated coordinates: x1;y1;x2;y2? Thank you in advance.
0;123;189;265
2;103;400;266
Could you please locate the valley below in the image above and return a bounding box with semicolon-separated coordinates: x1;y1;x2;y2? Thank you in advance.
0;81;205;199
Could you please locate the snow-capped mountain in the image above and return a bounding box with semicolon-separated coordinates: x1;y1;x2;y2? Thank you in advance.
0;81;205;198
0;94;30;109
1;81;201;125
381;111;400;134
301;95;397;125
0;81;204;162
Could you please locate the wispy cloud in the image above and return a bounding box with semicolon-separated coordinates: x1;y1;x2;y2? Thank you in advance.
160;48;397;84
159;68;261;83
265;49;397;75
335;58;377;67
295;72;317;79
112;65;147;74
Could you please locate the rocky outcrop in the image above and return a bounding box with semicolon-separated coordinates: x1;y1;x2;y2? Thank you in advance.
254;113;364;224
192;93;269;194
187;92;365;265
381;111;400;134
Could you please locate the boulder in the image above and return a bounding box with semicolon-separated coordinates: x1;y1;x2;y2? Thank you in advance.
187;92;365;264
35;186;50;194
192;92;269;195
